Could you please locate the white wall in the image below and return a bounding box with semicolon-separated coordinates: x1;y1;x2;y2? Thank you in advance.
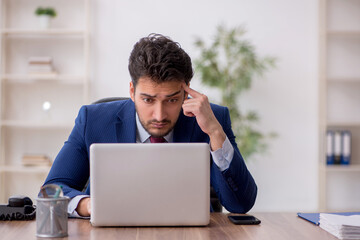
91;0;319;212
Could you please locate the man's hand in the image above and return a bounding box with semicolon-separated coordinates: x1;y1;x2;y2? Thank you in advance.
76;197;91;217
182;84;226;151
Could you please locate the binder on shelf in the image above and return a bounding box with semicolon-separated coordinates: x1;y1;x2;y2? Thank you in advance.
326;129;351;165
326;130;334;165
341;131;351;165
333;131;342;165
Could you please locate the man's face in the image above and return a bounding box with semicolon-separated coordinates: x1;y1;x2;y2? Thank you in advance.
130;77;188;138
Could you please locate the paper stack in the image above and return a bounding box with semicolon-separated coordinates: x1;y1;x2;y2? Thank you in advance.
28;56;57;76
320;213;360;240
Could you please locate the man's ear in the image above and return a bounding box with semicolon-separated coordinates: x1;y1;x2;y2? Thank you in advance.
129;81;135;102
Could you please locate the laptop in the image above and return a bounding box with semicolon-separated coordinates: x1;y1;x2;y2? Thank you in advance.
89;143;210;227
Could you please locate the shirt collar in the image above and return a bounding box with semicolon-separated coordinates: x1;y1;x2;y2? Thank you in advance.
135;113;173;143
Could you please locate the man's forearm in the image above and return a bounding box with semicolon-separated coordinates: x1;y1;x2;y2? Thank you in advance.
208;125;226;151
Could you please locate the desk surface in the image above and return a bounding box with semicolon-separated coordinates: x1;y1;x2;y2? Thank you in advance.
0;213;337;240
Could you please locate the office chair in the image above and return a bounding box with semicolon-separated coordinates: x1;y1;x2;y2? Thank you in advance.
89;97;223;212
92;97;130;104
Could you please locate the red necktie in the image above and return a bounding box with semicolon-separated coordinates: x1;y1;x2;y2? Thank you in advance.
150;136;166;143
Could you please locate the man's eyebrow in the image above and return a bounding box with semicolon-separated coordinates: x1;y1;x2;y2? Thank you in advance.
139;91;181;98
140;93;156;98
165;91;181;97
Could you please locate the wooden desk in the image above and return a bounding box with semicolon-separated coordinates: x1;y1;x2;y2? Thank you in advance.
0;213;337;240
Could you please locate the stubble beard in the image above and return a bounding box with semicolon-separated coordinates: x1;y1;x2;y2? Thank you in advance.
135;105;178;138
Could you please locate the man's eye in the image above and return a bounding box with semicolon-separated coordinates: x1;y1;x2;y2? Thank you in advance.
143;98;153;103
168;98;178;103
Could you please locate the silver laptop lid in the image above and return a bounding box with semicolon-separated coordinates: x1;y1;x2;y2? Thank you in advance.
90;143;210;226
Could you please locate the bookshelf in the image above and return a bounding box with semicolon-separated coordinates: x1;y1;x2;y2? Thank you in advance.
0;0;90;203
319;0;360;211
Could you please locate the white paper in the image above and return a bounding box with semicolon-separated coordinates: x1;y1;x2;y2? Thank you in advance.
320;214;360;240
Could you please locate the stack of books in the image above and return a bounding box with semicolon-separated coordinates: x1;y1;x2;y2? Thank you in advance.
22;154;52;167
28;56;57;76
320;213;360;240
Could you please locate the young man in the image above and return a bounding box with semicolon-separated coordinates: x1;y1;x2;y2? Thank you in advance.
43;34;257;217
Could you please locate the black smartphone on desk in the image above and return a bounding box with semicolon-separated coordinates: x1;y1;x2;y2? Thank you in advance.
228;215;261;225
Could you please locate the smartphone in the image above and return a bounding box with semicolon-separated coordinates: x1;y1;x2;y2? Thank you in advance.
228;215;261;225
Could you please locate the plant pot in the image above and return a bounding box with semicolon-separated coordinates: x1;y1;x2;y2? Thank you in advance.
38;15;51;29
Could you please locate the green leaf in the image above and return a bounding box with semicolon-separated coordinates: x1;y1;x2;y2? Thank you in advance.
194;24;277;160
35;7;57;17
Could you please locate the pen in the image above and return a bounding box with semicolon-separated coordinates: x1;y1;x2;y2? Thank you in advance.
40;187;48;198
53;185;63;198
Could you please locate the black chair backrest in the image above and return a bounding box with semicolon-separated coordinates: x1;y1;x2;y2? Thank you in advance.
92;97;130;104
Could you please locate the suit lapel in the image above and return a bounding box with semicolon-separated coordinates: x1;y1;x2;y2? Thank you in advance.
173;111;196;143
115;99;137;143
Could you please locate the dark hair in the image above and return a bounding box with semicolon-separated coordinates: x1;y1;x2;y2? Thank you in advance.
128;34;193;86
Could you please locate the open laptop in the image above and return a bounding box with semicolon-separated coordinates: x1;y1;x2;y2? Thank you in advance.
89;143;210;227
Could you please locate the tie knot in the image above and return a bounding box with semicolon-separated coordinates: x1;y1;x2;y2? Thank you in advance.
150;136;166;143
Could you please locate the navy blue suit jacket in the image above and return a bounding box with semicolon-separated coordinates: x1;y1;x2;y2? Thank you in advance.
44;99;257;213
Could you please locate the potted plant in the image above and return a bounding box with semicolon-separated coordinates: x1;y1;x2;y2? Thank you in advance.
194;25;276;160
35;7;57;29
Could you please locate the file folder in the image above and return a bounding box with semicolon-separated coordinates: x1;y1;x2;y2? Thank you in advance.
341;130;351;165
334;131;342;164
326;130;352;165
326;130;334;165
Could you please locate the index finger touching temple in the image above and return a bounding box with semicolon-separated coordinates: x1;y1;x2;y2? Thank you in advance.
182;83;202;97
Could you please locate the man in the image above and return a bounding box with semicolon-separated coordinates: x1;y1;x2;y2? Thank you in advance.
43;34;257;217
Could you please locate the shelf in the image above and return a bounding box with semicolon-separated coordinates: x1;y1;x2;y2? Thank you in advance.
318;0;360;212
0;0;90;205
0;0;91;205
327;30;360;37
327;122;360;128
0;121;73;129
1;74;85;84
0;29;86;36
325;164;360;173
327;78;360;83
0;165;51;174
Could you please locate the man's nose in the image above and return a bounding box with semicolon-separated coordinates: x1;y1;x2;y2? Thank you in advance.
153;103;167;121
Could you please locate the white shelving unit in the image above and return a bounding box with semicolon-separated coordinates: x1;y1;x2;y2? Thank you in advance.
0;0;90;203
319;0;360;211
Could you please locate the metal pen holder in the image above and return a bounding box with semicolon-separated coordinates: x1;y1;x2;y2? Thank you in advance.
36;196;69;238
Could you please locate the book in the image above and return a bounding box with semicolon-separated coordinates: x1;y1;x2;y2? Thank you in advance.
22;154;52;166
27;56;56;75
28;56;52;63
